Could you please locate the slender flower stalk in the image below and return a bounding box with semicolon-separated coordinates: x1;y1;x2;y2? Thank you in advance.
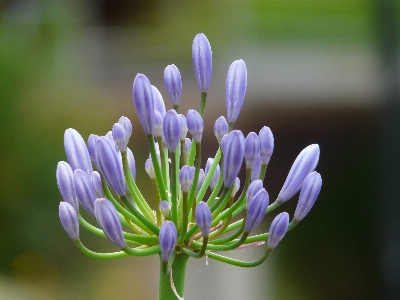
56;33;323;300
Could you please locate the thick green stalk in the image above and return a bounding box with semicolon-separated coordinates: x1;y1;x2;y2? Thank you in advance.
159;254;189;300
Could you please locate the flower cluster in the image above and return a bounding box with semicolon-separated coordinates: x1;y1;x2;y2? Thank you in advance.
57;33;322;276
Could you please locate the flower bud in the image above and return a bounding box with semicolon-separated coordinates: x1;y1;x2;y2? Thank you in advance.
145;158;155;179
192;33;212;92
244;132;260;169
182;138;192;163
152;85;166;118
154;110;164;138
112;123;128;152
179;114;188;141
56;161;78;212
90;171;105;198
59;202;79;241
246;179;263;208
268;212;289;249
164;64;182;106
221;130;245;187
196;169;205;195
231;177;241;197
244;189;269;233
251;153;261;182
88;134;99;165
159;221;177;262
205;158;220;190
133;73;154;135
226;59;247;123
74;169;96;217
126;147;136;181
259;126;274;165
278;144;320;202
179;165;195;193
94;198;126;249
214;116;228;145
195;201;212;237
118;116;132;141
64;128;93;174
186;109;204;143
95;137;126;196
159;201;170;219
294;171;322;221
163;109;181;152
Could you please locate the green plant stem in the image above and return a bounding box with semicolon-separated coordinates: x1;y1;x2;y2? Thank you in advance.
259;163;268;181
170;151;179;227
75;240;129;259
187;142;201;219
178;192;189;244
148;134;169;201
199;91;207;117
158;254;189;300
206;247;273;267
180;237;208;258
196;148;221;203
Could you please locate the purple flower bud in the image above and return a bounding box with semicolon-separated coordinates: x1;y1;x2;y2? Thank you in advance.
56;161;78;212
179;114;188;141
126;147;136;181
118;116;132;141
205;158;221;190
214;116;228;145
196;169;205;194
133;74;154;135
268;212;289;249
232;177;240;197
221;130;245;187
179;165;195;193
186;109;204;143
94;198;126;249
159;201;170;219
145;158;155;179
182;138;192;162
159;221;177;262
163;109;181;152
226;59;247;123
90;171;105;198
244;132;260;169
112;123;128;152
164;64;182;105
244;189;269;233
59;202;79;240
95;137;126;196
294;172;322;221
192;33;212;92
152;85;166;118
154;110;164;138
246;179;263;208
195;201;212;237
278;144;320;202
74;169;96;217
87;134;99;165
64;128;93;174
259;126;274;165
251;154;261;182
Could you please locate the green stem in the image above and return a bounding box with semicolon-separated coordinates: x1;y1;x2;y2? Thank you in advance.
157;136;169;188
75;240;129;259
196;148;221;203
158;254;189;300
148;135;169;201
199;91;207;117
207;247;273;268
170;151;179;227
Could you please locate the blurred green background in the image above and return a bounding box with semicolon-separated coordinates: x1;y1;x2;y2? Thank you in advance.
1;0;399;299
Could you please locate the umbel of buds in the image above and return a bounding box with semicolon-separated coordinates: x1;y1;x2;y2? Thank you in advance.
56;33;322;300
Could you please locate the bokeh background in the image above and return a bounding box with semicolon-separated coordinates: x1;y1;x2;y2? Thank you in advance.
1;0;399;299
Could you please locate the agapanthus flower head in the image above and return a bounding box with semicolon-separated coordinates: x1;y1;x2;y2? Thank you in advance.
112;123;129;152
118;116;132;141
164;64;182;106
94;198;126;249
226;59;247;124
244;189;269;233
74;169;96;217
56;161;78;212
186;109;204;143
95;137;126;196
163;109;182;152
195;201;212;237
278;144;320;202
179;114;188;141
64;128;93;174
159;221;177;262
259;126;274;165
214;116;228;145
245;132;261;169
294;171;322;221
246;179;263;208
192;33;212;92
152;85;166;118
90;171;105;198
268;212;289;249
59;202;79;241
133;73;155;135
221;130;245;187
179;165;195;193
126;147;136;181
